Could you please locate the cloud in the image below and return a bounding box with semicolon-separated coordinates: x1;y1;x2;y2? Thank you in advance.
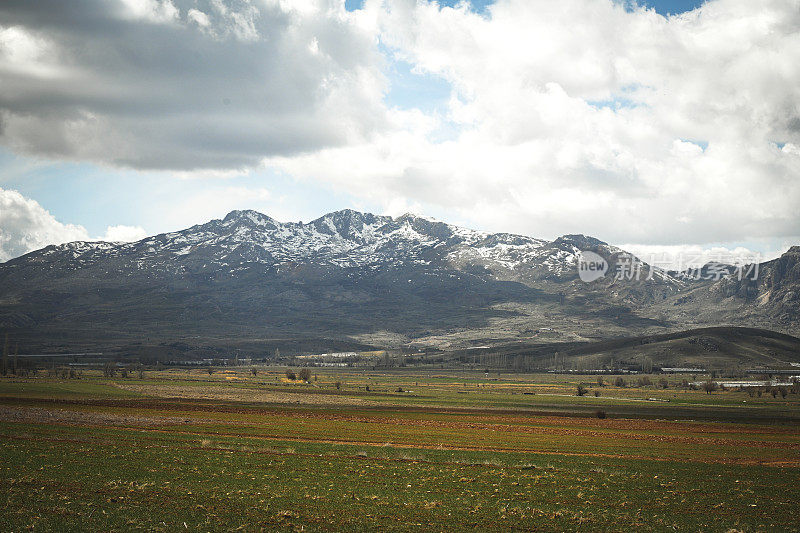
0;0;387;171
102;225;148;242
1;0;799;250
0;187;89;261
267;0;800;245
0;188;147;262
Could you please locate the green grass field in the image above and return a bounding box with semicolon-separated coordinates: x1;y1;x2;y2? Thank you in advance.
1;368;799;531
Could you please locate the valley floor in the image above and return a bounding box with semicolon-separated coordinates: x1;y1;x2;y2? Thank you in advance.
1;369;799;531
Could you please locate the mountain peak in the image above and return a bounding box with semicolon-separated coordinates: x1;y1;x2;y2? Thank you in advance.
396;212;440;223
314;208;372;223
310;209;391;241
222;209;276;227
553;234;608;249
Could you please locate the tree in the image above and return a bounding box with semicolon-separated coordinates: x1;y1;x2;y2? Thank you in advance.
334;381;342;390
576;385;588;396
703;380;717;394
614;377;626;388
251;367;258;376
298;368;311;382
207;367;214;376
596;376;604;387
102;362;116;378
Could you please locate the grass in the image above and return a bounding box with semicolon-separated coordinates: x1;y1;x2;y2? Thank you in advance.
1;369;799;531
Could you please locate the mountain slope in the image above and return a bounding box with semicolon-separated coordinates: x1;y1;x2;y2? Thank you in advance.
452;327;800;370
0;209;796;357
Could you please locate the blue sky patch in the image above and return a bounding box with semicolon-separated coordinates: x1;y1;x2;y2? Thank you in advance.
628;0;705;15
347;1;705;16
384;58;453;113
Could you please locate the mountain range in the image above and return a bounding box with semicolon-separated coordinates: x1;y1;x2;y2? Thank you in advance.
1;209;798;361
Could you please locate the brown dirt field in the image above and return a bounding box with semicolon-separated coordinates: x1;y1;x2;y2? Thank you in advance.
0;405;205;427
113;382;383;406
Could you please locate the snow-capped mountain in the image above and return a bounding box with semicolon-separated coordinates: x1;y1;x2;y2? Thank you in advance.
2;208;679;284
0;209;796;356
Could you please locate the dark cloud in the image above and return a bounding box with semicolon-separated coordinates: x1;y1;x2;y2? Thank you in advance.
0;0;386;171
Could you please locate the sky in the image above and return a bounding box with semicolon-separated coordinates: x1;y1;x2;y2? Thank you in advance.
1;0;798;267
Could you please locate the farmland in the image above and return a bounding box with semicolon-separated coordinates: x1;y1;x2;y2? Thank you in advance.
1;368;799;531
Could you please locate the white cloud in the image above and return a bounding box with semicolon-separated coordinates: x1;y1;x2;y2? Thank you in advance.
1;0;799;251
102;225;148;242
0;188;150;261
268;0;800;246
0;188;89;261
119;0;179;23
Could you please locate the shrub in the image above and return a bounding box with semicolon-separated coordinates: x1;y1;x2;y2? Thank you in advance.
251;367;258;376
576;385;588;396
286;370;297;381
594;390;600;397
614;377;626;388
334;381;342;390
595;409;606;419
